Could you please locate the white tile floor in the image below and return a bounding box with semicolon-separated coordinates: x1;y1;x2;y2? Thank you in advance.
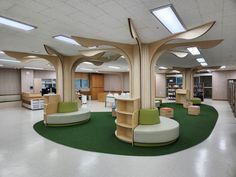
0;100;236;177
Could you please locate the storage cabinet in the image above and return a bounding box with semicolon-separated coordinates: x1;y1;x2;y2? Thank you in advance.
115;98;140;144
21;92;44;110
90;74;104;100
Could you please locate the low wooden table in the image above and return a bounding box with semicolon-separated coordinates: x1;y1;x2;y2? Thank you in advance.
160;107;174;118
188;105;200;115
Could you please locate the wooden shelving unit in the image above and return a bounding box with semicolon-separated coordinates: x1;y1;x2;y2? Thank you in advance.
176;89;188;104
167;84;180;100
193;83;204;101
115;97;140;144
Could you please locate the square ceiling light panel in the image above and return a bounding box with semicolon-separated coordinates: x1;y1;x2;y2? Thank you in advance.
188;47;201;55
200;62;208;66
196;58;206;63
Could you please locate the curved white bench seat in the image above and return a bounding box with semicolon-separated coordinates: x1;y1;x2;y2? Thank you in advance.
45;108;91;126
134;117;179;146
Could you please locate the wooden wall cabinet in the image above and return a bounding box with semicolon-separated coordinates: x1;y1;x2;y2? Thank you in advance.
90;74;104;100
115;98;140;144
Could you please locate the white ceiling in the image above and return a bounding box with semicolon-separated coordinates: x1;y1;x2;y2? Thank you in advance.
0;0;235;71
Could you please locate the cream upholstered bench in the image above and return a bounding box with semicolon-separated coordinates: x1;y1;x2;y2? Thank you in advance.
44;101;90;126
45;108;90;126
134;116;179;146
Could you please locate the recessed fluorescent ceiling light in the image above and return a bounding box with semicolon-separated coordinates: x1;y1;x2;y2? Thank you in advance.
27;55;37;58
220;65;226;69
187;47;200;55
200;62;208;66
151;5;186;34
0;16;36;31
171;70;180;73
53;35;80;46
0;58;20;63
79;68;93;71
196;58;205;63
88;46;97;49
32;50;40;53
83;62;93;65
108;66;120;69
159;66;168;69
0;51;5;54
24;66;44;70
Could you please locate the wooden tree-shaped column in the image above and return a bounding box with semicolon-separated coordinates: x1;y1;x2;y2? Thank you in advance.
72;19;223;108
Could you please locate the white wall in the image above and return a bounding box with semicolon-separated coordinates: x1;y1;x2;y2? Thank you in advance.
21;69;34;93
123;72;129;91
0;68;21;95
34;70;56;79
21;69;56;93
155;73;166;98
104;72;129;92
212;70;236;100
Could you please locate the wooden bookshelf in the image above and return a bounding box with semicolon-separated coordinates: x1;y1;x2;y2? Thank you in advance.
176;89;188;104
115;97;140;144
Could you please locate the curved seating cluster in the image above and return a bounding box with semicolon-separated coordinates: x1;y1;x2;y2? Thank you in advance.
134;117;179;145
46;108;91;126
133;108;179;146
44;96;90;126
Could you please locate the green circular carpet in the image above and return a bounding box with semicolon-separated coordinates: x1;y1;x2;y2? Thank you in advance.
33;103;218;156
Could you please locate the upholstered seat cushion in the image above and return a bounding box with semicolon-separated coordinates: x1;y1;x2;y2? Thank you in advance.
139;108;160;125
58;102;78;113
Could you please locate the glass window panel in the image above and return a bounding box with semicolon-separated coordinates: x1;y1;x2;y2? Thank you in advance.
81;79;89;88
